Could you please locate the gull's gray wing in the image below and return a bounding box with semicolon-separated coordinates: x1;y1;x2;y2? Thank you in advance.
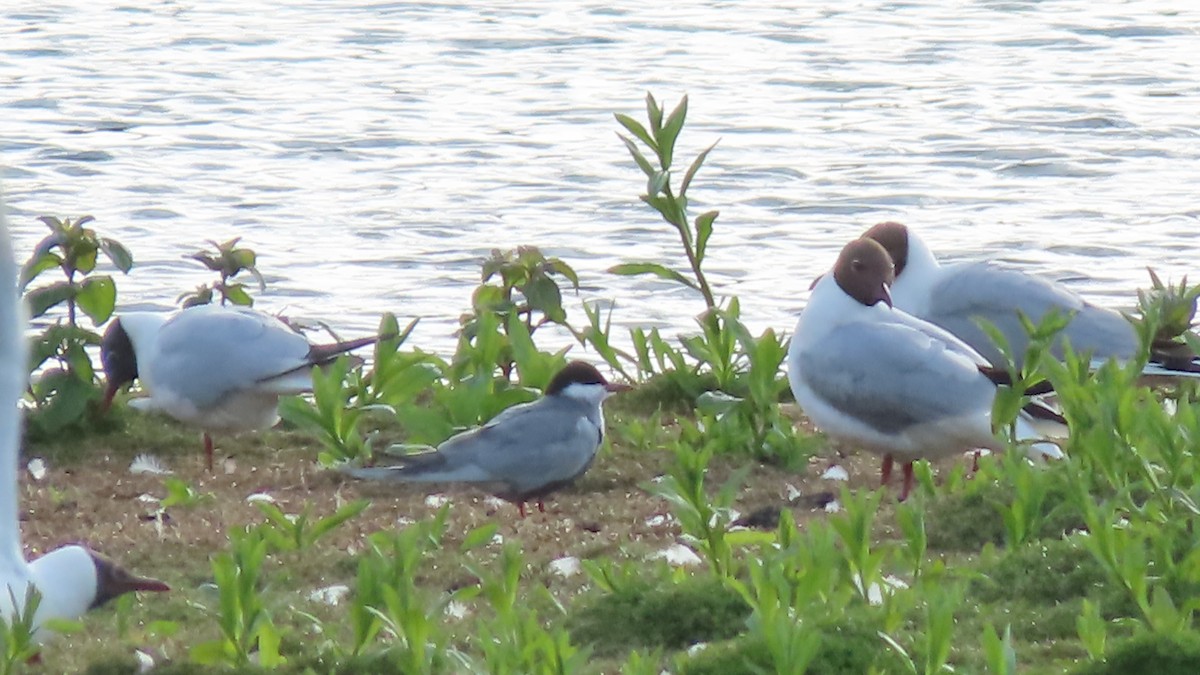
927;263;1136;366
797;318;994;435
148;306;313;408
348;397;600;495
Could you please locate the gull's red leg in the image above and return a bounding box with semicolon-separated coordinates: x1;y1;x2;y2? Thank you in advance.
899;462;915;502
880;454;894;488
203;432;214;472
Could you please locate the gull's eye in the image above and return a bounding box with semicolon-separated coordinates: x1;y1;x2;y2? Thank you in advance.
851;259;865;272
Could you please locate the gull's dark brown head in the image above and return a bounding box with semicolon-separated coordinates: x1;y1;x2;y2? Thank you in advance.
862;221;910;277
833;238;895;308
89;549;170;609
99;318;138;411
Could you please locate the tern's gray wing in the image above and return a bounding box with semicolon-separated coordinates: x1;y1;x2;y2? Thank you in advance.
927;263;1136;366
798;319;994;435
149;306;312;408
347;397;600;495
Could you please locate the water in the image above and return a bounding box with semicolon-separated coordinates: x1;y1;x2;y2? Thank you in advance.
3;0;1198;354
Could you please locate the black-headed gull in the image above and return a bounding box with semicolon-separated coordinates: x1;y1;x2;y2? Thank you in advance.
100;305;378;470
788;238;1064;501
341;360;631;518
862;221;1200;376
1;201;168;638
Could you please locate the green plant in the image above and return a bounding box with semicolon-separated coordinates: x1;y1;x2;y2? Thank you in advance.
470;544;592;674
981;624;1017;675
254;499;369;553
21;215;133;433
190;528;284;669
160;477;215;509
1077;599;1107;660
1135;268;1200;364
895;500;927;580
645;427;747;578
342;506;471;666
0;587;44;674
279;356;387;466
829;488;886;606
572;300;638;383
457;246;578;380
179;237;265;307
612;93;719;309
880;583;961;675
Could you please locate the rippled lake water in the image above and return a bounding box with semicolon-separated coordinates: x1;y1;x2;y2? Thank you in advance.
2;1;1198;354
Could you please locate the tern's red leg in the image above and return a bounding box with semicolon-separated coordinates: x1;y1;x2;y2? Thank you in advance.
971;450;981;476
537;499;545;513
880;454;894;488
518;502;527;519
899;462;915;502
203;432;214;472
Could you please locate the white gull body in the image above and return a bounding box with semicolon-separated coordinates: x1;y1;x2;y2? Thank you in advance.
787;239;1062;499
865;222;1197;376
103;305;376;468
110;307;318;431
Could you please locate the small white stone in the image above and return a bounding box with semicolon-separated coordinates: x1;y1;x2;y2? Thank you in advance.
308;584;350;606
651;543;702;567
865;575;909;606
129;454;172;475
136;493;160;504
26;458;46;481
490;533;504;546
549;556;581;578
820;465;849;481
245;492;276;504
824;499;842;513
425;493;450;508
687;643;709;656
134;649;155;673
645;513;673;527
785;483;802;501
483;496;508;510
445;600;470;620
396;516;416;527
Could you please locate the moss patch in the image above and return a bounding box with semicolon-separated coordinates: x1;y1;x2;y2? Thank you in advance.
1070;632;1200;675
567;575;750;657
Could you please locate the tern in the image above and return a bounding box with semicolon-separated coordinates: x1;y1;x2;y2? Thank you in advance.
787;238;1065;500
341;360;631;517
100;304;378;470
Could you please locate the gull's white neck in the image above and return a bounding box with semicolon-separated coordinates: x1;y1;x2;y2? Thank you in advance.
891;229;942;316
115;312;168;387
794;273;875;344
29;546;98;626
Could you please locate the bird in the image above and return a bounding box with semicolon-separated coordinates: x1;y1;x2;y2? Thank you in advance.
100;304;379;470
1;201;168;639
787;238;1065;501
861;221;1200;376
340;360;632;518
